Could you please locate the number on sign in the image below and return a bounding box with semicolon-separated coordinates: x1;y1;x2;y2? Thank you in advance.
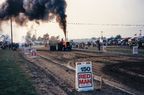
81;67;90;72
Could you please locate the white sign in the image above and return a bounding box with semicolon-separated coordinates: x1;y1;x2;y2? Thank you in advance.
102;46;107;52
31;48;37;58
133;46;138;55
75;61;94;92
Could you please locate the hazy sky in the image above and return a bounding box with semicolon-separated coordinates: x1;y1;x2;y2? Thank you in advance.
0;0;144;42
66;0;144;39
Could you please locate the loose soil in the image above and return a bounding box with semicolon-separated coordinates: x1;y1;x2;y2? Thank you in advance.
37;50;144;94
19;49;132;95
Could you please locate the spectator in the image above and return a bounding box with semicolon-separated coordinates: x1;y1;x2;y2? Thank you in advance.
97;40;101;51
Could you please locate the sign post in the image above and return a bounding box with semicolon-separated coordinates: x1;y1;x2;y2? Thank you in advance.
75;61;94;92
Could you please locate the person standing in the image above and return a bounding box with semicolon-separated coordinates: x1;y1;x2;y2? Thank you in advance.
97;40;101;51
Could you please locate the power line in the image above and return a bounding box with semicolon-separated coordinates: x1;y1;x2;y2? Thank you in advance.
49;21;144;27
67;23;144;27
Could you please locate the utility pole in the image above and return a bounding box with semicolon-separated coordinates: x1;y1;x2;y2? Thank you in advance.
10;18;13;43
66;31;68;42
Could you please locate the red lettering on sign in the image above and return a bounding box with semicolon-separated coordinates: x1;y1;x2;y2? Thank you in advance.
87;74;91;78
79;79;92;84
78;74;92;79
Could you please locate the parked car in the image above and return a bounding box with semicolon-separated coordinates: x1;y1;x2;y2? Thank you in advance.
128;37;138;47
120;37;131;46
128;36;144;48
138;36;144;48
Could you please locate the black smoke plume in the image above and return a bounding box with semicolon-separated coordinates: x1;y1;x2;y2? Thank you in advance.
0;0;67;37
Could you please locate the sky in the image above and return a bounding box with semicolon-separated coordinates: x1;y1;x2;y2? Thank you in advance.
0;0;144;42
66;0;144;39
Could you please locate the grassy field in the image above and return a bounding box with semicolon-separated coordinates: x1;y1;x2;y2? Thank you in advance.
106;46;144;55
82;46;144;56
0;49;37;95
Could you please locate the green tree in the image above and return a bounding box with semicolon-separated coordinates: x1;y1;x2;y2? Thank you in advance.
37;36;43;41
115;35;122;39
43;33;49;47
31;34;37;41
25;31;32;44
25;31;31;40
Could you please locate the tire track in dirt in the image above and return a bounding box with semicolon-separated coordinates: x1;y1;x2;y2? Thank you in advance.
19;52;68;95
36;51;134;95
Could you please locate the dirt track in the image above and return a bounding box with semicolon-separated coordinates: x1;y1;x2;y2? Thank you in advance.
36;50;144;94
19;48;143;95
19;50;133;95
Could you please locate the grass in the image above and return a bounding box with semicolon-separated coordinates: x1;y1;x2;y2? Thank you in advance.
106;46;131;53
0;49;37;95
85;46;144;56
106;46;144;55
